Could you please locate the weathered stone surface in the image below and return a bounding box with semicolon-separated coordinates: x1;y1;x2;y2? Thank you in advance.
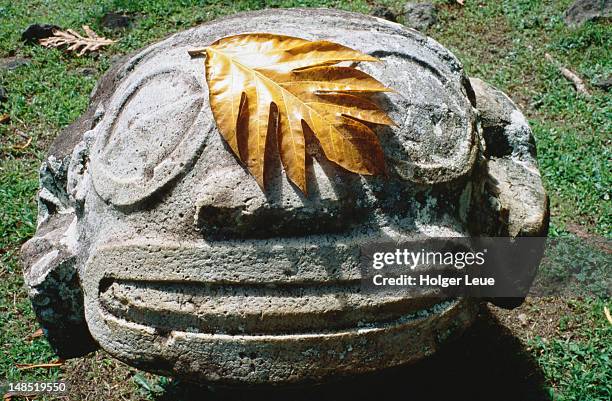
22;9;548;384
403;3;437;31
468;78;549;308
469;78;548;237
564;0;611;26
21;156;97;358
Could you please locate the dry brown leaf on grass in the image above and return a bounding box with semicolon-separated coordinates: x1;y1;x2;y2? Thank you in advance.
190;33;395;193
39;25;115;56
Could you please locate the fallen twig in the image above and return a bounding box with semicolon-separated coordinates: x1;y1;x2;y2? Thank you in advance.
15;360;63;370
13;136;32;150
39;25;115;56
24;328;44;341
545;53;591;97
3;393;39;401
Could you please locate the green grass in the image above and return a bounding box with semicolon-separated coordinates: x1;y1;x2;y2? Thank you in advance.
423;0;612;236
530;298;612;401
0;160;53;382
1;0;610;400
535;237;611;298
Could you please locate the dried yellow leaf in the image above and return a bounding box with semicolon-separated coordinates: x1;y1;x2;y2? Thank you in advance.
192;33;395;193
39;25;115;56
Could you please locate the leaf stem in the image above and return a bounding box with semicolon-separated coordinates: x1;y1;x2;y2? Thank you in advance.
188;48;208;58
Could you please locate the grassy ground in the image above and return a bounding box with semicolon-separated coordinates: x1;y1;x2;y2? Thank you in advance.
0;0;610;400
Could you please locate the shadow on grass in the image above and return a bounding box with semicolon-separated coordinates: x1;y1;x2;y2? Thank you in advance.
154;305;550;401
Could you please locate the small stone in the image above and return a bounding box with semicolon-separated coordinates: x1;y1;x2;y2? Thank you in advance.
564;0;611;27
0;57;30;71
0;87;7;103
518;313;529;326
403;3;437;31
593;76;612;91
101;12;132;30
371;5;397;22
21;23;61;43
77;67;97;76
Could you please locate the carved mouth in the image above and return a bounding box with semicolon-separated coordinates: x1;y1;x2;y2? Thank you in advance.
99;278;443;335
85;235;477;384
90;233;458;336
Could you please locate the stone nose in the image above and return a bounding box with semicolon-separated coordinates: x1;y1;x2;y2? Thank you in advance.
194;165;368;239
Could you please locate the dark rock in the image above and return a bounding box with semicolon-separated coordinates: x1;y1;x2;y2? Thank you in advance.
593;76;612;91
21;23;60;43
0;86;7;103
371;5;397;22
101;12;132;30
564;0;611;26
77;67;97;76
403;3;437;31
0;57;30;70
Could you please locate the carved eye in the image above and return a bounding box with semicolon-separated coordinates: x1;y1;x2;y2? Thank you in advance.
90;68;210;207
359;52;477;184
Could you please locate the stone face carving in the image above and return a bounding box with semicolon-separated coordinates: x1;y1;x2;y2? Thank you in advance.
22;9;548;383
